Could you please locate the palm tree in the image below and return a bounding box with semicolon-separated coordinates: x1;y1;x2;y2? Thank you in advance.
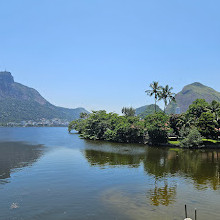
122;107;136;117
159;85;176;113
145;81;162;113
210;100;220;121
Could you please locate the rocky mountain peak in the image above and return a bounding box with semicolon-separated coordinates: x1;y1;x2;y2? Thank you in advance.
0;71;14;85
0;70;47;103
0;71;89;122
166;82;220;114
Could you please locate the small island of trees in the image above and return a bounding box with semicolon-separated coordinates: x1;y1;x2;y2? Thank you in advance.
68;82;220;148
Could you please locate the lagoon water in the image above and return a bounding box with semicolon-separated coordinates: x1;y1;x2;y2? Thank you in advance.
0;127;220;220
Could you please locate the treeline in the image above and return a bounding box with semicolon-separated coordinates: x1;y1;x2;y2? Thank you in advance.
69;99;220;148
68;110;168;145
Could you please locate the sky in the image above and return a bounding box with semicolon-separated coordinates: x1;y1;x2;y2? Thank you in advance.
0;0;220;113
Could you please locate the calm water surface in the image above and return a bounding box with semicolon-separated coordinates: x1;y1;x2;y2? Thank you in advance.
0;127;220;220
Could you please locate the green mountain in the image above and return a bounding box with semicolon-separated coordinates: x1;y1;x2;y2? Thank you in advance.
166;82;220;114
135;104;162;118
0;71;89;123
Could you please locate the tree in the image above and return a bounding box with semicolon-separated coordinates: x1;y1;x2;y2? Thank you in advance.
80;112;89;119
197;112;217;138
121;107;136;117
209;100;220;121
209;101;220;132
187;99;210;119
145;112;169;145
159;85;176;113
145;81;162;113
179;127;203;148
69;110;146;144
169;114;185;136
145;112;169;129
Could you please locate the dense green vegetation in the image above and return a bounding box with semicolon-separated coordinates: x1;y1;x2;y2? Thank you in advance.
169;99;220;147
69;81;220;148
69;110;145;143
69;98;220;148
69;110;170;145
0;98;88;122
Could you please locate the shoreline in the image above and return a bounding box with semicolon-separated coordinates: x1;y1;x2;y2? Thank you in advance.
73;131;220;149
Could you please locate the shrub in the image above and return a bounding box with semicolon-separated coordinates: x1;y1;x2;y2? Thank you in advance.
180;128;203;148
179;126;191;138
148;127;168;145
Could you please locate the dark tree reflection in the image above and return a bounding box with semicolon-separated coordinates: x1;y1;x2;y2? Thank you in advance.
84;149;144;168
0;141;44;184
144;147;220;190
83;144;220;191
148;181;177;206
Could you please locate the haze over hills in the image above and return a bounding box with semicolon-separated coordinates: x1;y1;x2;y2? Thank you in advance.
0;71;88;123
166;82;220;114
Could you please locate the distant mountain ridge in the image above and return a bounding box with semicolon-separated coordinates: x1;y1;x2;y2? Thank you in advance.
135;104;162;118
166;82;220;114
0;71;88;123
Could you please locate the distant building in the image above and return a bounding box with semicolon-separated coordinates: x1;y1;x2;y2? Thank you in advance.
176;107;181;114
21;121;26;126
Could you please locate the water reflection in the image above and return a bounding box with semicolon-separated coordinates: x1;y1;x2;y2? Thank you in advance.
148;181;177;206
85;149;144;168
0;128;219;219
0;141;43;184
83;145;220;191
145;148;220;190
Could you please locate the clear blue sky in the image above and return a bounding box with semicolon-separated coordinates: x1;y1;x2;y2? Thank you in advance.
1;0;220;113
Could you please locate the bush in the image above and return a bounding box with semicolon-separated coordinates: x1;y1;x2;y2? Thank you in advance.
179;126;191;138
148;127;168;145
180;128;203;148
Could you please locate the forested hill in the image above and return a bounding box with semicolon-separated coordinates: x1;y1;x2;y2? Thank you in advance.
0;71;88;123
166;82;220;114
135;104;162;118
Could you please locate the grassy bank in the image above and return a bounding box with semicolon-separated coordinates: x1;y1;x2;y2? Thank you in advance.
169;139;220;148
